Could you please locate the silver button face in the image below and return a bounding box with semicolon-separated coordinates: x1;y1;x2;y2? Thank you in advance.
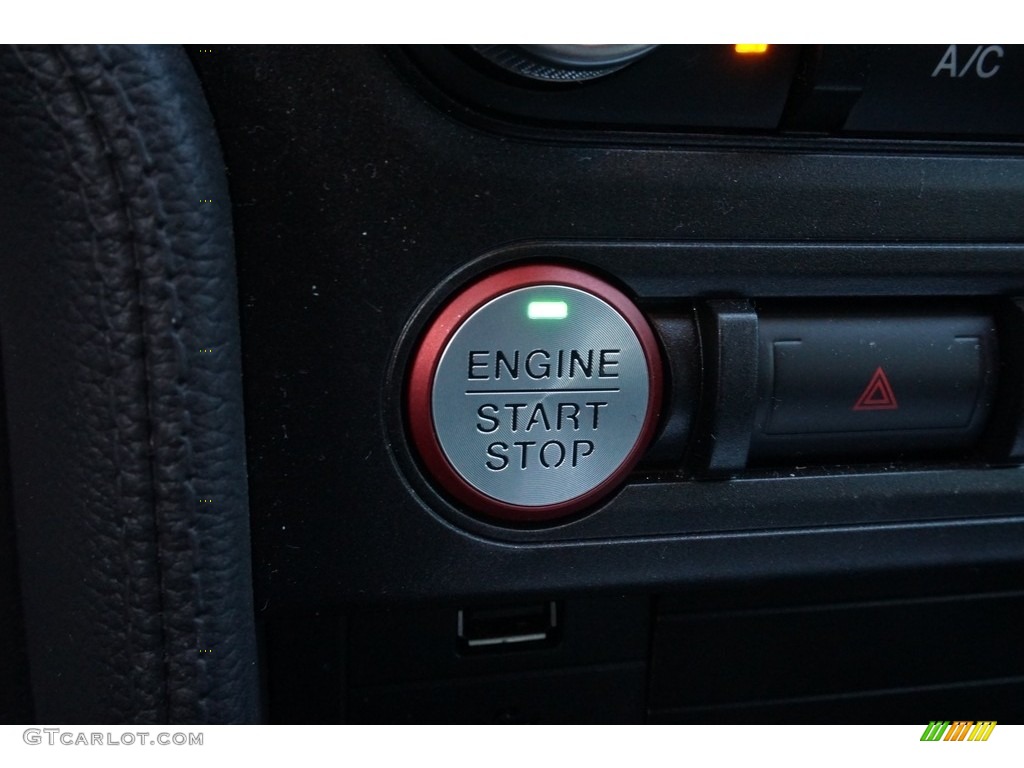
407;264;663;522
433;285;650;508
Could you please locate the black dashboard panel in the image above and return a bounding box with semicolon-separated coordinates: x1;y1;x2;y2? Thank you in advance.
178;45;1024;722
7;38;1024;728
5;43;1021;725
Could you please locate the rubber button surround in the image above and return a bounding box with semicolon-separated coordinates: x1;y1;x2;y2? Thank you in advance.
407;264;663;523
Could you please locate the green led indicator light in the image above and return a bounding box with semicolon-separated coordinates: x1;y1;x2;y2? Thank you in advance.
527;300;568;320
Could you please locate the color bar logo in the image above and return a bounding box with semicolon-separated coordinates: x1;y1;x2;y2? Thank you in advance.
920;721;997;741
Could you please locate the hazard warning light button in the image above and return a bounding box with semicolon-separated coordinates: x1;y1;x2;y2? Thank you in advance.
750;310;997;461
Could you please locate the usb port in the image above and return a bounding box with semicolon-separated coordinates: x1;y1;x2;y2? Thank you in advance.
457;602;559;651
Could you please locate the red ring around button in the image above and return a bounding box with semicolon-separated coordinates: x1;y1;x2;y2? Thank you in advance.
406;264;664;523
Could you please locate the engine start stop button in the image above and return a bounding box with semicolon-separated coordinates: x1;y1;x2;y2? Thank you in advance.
407;264;663;522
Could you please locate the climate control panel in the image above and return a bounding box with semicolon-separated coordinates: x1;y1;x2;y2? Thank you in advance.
400;44;1024;141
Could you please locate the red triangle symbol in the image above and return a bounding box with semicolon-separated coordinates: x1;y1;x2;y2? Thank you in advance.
852;366;898;411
